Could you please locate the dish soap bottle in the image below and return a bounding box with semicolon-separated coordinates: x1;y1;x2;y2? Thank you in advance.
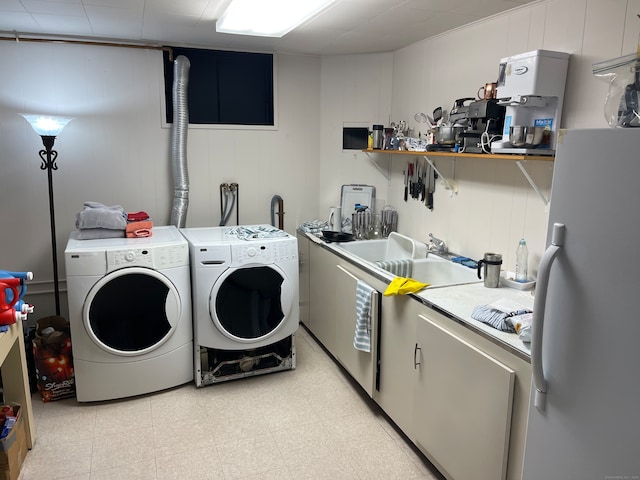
515;238;528;282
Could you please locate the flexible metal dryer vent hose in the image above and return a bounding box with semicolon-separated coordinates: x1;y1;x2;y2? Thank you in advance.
169;55;190;227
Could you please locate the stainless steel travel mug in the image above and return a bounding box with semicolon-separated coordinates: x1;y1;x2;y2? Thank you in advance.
372;125;384;149
477;253;502;288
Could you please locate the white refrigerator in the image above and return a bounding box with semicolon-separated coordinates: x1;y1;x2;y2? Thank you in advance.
522;128;640;479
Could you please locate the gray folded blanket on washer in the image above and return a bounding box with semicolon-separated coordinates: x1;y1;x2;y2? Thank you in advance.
75;228;125;240
75;201;127;230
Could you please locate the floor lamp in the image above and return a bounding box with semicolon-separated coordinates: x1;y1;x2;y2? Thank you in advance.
20;114;73;316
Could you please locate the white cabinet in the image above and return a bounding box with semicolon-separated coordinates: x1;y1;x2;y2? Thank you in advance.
296;233;310;325
303;236;532;480
304;240;380;396
307;241;336;351
374;299;530;480
333;264;379;396
413;313;515;480
373;296;421;434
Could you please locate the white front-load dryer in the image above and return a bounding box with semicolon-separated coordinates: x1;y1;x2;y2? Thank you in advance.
180;226;299;386
65;225;193;402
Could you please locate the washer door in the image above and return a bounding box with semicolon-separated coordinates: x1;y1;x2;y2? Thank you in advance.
210;264;293;344
83;267;181;356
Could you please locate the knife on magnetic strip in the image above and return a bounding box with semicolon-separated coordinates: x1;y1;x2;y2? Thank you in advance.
403;167;408;201
426;163;434;210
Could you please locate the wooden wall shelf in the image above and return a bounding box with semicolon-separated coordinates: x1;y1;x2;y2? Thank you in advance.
362;148;554;162
362;148;554;205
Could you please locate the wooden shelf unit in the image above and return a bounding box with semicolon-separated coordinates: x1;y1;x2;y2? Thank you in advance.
362;148;554;162
362;148;554;205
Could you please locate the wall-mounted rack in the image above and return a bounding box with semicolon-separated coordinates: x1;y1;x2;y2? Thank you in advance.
362;148;554;204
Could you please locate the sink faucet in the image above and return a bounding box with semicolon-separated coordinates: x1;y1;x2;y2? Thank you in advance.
428;233;447;254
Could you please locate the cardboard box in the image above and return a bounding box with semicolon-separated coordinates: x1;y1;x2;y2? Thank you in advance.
32;316;76;402
0;406;27;480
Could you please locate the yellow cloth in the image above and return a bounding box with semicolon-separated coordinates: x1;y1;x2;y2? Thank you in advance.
383;277;430;296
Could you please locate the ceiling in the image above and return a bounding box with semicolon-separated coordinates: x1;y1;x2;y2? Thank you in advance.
0;0;537;55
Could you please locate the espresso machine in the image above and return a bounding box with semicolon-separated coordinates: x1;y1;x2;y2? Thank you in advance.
459;99;506;153
491;50;570;155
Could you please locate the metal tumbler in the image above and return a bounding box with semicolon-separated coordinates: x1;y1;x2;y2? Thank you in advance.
477;253;502;288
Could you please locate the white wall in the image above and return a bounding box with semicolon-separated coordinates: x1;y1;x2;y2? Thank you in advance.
319;53;394;212
2;0;638;317
319;0;639;277
0;43;320;317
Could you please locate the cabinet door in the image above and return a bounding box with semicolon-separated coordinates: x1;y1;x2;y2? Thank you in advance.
373;295;419;434
296;234;310;325
307;242;337;350
414;314;515;480
333;265;377;396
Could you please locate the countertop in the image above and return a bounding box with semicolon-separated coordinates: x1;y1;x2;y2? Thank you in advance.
416;282;533;358
302;231;532;361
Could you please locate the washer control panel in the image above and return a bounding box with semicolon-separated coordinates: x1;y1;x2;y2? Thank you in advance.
231;238;297;266
107;243;189;270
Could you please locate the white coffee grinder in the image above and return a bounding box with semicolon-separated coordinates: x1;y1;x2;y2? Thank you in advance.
491;50;570;155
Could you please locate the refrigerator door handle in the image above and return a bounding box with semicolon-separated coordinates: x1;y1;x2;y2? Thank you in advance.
531;223;566;412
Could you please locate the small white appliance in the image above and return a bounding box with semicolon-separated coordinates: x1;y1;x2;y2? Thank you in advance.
64;225;193;402
180;225;299;387
522;128;640;478
491;50;569;155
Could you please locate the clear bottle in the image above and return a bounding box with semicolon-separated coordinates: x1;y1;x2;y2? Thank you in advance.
515;238;528;282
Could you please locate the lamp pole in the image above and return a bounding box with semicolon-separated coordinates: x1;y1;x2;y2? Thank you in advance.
40;135;61;315
21;115;73;317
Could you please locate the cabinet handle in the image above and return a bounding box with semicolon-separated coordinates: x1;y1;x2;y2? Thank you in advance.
414;343;421;369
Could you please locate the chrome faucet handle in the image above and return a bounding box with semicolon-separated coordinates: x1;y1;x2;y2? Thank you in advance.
428;233;447;253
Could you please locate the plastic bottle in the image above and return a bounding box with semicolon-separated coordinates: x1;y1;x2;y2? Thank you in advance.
515;238;528;282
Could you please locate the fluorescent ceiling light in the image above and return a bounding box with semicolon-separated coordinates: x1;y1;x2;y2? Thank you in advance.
216;0;337;38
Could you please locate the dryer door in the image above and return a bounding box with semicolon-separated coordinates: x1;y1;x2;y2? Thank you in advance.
209;264;294;344
83;267;181;356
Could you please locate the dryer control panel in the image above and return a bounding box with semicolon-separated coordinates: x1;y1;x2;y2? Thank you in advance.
231;238;297;266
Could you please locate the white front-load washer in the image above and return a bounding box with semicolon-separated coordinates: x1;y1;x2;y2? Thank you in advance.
65;225;193;402
180;225;299;386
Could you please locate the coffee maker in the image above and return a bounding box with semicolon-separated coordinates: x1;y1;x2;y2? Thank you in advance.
491;50;570;155
459;99;506;153
448;97;474;125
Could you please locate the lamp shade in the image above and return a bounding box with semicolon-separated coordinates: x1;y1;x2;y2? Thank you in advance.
21;114;73;136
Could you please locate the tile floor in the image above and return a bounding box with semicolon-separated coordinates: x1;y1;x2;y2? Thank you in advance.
20;325;444;480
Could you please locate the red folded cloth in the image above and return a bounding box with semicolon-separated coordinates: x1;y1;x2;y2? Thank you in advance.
127;211;150;222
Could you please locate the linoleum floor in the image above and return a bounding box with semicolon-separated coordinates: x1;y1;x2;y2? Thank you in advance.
20;325;443;480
